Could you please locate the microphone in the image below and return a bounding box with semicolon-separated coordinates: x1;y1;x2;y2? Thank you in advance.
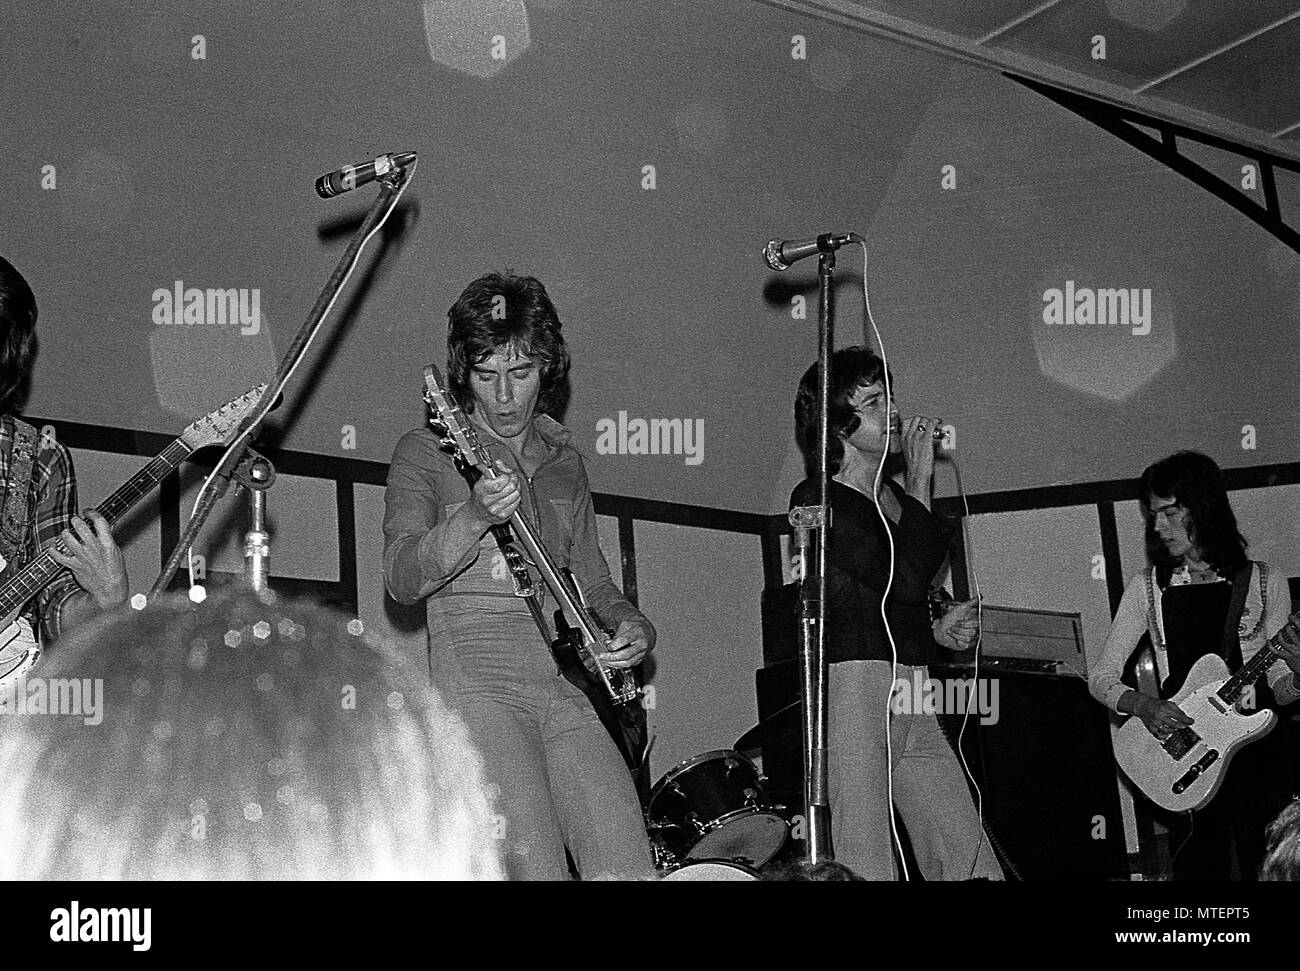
763;232;857;271
894;423;947;443
315;151;417;198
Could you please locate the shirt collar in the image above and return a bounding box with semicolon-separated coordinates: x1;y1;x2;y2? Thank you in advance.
532;413;572;448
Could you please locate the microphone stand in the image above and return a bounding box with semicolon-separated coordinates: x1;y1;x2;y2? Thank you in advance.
790;248;839;864
150;161;414;598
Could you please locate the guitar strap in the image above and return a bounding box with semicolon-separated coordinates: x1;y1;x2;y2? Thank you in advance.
1141;568;1164;656
1219;562;1256;669
0;418;39;566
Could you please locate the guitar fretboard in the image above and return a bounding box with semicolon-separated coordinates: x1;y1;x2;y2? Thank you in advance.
0;439;192;616
1216;614;1299;705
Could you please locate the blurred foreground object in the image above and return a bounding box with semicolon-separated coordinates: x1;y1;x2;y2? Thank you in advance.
0;587;504;879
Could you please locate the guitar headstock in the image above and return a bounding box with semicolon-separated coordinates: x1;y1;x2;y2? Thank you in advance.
422;364;493;473
178;385;268;450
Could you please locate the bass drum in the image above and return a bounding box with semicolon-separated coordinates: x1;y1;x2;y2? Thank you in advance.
647;749;788;870
660;859;760;881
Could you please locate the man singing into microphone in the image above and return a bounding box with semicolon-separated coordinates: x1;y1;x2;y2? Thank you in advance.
0;254;129;682
791;345;1002;880
383;272;655;880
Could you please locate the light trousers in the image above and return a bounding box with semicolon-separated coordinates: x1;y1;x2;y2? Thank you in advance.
828;659;1004;881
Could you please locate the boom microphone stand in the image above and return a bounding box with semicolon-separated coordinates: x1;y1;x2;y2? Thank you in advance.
150;156;416;597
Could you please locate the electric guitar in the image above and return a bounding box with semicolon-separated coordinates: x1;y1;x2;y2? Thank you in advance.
421;363;641;707
1114;608;1300;812
0;385;266;688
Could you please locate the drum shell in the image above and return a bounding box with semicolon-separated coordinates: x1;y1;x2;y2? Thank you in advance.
647;749;787;868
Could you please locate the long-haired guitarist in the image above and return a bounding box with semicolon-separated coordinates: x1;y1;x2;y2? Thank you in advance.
383;272;656;880
1089;450;1300;879
0;255;127;677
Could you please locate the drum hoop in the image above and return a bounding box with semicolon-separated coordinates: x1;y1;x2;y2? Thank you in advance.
648;748;758;802
697;806;787;836
666;858;760;879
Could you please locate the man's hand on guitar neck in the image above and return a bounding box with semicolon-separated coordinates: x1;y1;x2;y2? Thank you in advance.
1277;622;1300;689
49;511;128;608
468;460;522;529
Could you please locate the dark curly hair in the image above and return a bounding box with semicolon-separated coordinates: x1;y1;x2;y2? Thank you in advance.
794;346;891;478
446;272;570;418
1139;451;1248;576
0;255;37;413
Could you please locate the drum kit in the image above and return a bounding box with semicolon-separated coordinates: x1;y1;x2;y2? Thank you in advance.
645;748;791;881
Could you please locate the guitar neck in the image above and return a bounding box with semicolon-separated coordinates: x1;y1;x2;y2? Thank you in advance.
506;507;603;642
0;438;193;617
1218;614;1298;705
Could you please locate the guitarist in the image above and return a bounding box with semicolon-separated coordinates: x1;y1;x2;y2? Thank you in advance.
1;255;127;674
383;272;656;880
1089;450;1300;879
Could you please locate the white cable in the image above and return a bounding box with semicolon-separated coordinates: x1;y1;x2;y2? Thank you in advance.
857;239;908;881
182;160;418;590
952;457;989;879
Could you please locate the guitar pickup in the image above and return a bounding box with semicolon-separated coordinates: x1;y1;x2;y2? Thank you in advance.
1171;750;1220;795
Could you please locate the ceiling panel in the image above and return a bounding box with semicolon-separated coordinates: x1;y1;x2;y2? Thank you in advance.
761;0;1300;164
860;0;1048;39
1153;16;1300;134
997;0;1300;82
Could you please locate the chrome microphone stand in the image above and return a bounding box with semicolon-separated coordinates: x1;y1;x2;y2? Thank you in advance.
239;453;275;591
788;245;844;864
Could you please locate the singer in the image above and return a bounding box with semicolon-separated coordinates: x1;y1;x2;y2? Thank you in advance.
382;272;656;880
790;345;1002;880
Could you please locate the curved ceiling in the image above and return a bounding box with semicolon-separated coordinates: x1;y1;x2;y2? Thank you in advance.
758;0;1300;167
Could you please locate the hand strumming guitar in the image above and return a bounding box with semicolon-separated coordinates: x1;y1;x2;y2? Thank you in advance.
1131;693;1195;741
600;617;656;669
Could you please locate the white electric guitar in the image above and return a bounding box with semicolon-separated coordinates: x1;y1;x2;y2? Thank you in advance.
1114;608;1300;812
0;386;266;688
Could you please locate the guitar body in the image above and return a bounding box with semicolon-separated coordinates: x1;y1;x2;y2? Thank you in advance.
1115;653;1276;813
0;554;40;687
0;614;39;688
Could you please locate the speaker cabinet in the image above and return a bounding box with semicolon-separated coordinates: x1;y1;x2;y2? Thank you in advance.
753;660;1128;880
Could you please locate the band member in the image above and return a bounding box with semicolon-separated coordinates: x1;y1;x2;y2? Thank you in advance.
792;346;1002;880
383;272;655;880
0;255;127;667
1089;450;1300;879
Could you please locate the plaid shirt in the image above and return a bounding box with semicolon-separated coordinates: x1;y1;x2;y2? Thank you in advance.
0;415;83;643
